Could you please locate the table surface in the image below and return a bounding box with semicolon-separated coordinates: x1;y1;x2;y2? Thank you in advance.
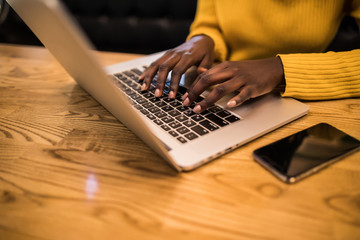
0;44;360;240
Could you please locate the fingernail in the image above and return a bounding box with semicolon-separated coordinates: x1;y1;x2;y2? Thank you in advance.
169;91;175;99
155;89;161;97
183;97;190;106
227;100;237;108
193;105;202;113
198;67;208;73
141;83;146;91
182;92;188;101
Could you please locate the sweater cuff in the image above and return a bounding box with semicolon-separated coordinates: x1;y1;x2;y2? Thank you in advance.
278;50;360;100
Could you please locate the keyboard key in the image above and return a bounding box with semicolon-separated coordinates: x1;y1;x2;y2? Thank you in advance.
131;68;143;76
134;104;142;110
153;119;163;125
177;136;187;143
148;106;161;113
140;109;149;115
191;114;204;122
124;88;135;95
169;121;182;129
175;115;188;122
176;105;189;112
163;98;175;103
217;110;231;118
142;92;153;98
208;105;223;113
183;109;196;117
170;100;182;107
146;114;156;120
168;109;181;117
183;120;196;127
169;130;179;137
114;73;124;78
161;105;173;112
123;71;135;78
130;94;142;100
200;109;210;116
191;125;209;136
184;132;198;141
200;120;219;131
161;125;171;131
161;116;174;123
149;97;161;103
225;115;241;123
154;111;167;118
142;102;153;108
155;101;167;107
136;98;147;104
176;126;190;134
206;113;229;127
133;85;141;92
128;81;138;88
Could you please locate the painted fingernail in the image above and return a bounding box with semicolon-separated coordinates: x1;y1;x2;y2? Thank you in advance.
193;105;202;113
169;91;175;99
155;89;161;97
183;97;190;106
227;100;237;108
182;92;188;101
141;83;146;91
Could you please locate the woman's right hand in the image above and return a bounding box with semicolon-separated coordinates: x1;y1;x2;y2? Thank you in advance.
139;35;215;98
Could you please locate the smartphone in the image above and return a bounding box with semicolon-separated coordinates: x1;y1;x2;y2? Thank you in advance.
253;123;360;183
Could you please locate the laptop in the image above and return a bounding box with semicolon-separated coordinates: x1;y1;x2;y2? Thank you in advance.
7;0;309;171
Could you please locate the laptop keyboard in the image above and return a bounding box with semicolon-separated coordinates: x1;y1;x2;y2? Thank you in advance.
112;68;240;144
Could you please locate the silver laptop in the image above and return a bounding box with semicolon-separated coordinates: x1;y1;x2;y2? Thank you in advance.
7;0;309;171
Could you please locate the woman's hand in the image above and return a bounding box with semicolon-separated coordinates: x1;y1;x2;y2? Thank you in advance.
182;57;285;113
139;35;214;98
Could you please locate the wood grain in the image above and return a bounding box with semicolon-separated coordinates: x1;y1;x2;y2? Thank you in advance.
0;44;360;240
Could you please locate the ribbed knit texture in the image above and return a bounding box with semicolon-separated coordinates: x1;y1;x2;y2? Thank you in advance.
187;0;360;100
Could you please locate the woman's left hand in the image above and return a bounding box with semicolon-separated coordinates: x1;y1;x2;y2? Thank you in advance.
182;57;285;113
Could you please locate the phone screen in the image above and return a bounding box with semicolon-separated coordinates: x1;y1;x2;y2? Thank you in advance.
253;123;360;183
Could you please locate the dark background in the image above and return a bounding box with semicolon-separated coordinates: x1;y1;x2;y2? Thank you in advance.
0;0;197;54
0;0;359;54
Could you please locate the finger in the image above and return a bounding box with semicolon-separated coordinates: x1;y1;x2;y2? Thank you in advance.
198;51;213;70
168;53;198;98
193;80;241;113
140;61;161;91
140;53;170;91
184;67;233;106
226;87;252;108
154;55;181;97
189;63;226;91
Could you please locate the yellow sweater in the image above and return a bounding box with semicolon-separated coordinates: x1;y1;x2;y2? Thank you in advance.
187;0;360;100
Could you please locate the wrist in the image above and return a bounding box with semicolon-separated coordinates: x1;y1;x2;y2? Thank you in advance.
274;56;286;93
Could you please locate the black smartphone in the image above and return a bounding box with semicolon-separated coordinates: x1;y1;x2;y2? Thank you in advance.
253;123;360;183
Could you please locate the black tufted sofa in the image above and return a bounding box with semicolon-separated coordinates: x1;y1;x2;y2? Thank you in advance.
0;0;359;54
0;0;197;54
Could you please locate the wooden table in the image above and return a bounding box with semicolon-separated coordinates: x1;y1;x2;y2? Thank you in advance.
1;43;360;240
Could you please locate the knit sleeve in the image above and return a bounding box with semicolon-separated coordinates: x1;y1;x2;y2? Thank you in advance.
186;0;228;62
278;50;360;100
350;0;360;25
